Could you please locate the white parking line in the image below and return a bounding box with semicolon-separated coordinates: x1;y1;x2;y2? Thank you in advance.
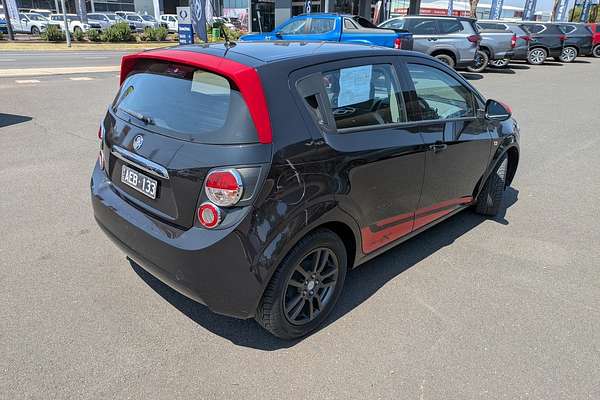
0;59;17;62
15;79;41;84
83;56;109;60
0;65;120;78
69;77;94;81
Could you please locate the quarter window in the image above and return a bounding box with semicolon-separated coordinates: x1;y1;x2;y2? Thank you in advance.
344;18;358;30
407;64;476;121
322;64;407;130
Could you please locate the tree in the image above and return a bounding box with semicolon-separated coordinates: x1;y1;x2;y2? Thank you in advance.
469;0;479;17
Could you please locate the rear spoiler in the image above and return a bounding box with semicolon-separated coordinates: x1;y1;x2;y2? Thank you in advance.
120;49;273;144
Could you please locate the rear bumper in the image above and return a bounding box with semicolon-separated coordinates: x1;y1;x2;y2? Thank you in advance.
91;164;264;319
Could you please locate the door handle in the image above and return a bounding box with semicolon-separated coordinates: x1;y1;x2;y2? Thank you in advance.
427;38;438;41
429;143;447;153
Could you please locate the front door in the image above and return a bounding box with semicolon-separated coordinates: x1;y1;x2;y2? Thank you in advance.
403;60;492;230
294;58;427;254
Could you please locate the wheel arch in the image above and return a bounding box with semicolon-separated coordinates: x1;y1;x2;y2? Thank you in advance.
430;49;457;64
480;45;494;59
473;144;519;200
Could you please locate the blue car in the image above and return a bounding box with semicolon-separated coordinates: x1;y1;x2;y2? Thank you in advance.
241;13;413;50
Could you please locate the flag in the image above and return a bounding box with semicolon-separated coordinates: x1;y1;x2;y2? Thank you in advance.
580;0;592;21
192;0;208;42
554;0;569;21
447;0;454;15
522;0;538;20
490;0;505;19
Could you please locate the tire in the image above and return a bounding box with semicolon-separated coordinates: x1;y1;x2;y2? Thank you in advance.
433;53;455;69
475;155;508;216
593;45;600;58
73;26;82;33
255;229;347;339
467;50;490;73
31;26;40;35
489;58;510;68
527;48;547;65
559;46;577;63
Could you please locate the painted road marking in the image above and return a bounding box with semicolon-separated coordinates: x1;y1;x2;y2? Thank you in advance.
15;80;41;84
0;65;120;78
0;59;17;62
69;77;94;81
83;56;109;60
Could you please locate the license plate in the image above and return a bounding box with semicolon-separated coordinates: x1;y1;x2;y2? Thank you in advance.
121;165;157;199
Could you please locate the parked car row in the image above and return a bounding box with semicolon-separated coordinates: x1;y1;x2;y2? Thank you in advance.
381;15;600;69
0;9;167;35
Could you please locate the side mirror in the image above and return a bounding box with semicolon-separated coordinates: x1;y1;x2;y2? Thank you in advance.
485;99;511;121
275;31;283;38
21;18;28;22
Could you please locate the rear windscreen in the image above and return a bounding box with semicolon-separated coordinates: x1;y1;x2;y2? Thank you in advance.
113;61;258;144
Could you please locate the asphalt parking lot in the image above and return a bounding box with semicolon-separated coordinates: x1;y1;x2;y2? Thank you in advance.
1;54;599;399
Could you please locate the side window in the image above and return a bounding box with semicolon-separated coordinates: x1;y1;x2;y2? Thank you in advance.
561;25;575;34
407;63;476;121
438;19;463;34
322;64;407;130
279;18;307;34
381;18;405;30
169;16;176;22
308;18;335;34
522;24;544;34
344;18;358;30
410;19;438;35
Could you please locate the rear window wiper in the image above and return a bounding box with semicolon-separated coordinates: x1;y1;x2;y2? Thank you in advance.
119;107;154;125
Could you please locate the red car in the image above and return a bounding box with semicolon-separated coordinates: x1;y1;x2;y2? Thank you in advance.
588;23;600;57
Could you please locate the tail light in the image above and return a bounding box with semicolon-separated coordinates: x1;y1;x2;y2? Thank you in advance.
520;35;531;42
98;125;105;170
559;34;566;42
467;34;481;43
394;37;402;49
511;34;517;48
205;168;243;207
198;203;222;229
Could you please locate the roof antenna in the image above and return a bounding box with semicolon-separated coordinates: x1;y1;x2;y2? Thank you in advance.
207;0;236;49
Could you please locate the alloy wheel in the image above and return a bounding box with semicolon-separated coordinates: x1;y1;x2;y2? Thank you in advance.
593;45;600;58
529;49;546;65
560;47;577;63
283;248;339;326
489;58;510;68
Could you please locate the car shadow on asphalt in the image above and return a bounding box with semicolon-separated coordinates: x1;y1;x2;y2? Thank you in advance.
484;68;516;75
131;188;519;350
460;73;484;80
0;113;33;128
507;63;531;70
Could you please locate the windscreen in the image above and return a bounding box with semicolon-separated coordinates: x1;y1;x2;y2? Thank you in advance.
113;61;258;144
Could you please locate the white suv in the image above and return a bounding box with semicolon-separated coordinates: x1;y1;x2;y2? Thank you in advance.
12;12;48;35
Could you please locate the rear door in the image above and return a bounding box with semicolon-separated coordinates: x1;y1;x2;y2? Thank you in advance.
405;17;440;55
293;56;427;254
103;60;270;229
403;59;492;230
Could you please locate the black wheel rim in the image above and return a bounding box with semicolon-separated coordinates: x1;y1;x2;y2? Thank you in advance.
283;248;339;326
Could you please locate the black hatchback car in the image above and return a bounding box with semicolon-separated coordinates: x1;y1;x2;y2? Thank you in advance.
92;42;520;339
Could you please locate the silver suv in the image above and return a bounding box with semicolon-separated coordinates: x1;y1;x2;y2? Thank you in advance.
379;16;480;69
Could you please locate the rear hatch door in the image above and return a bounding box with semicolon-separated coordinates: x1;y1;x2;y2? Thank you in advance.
103;59;271;229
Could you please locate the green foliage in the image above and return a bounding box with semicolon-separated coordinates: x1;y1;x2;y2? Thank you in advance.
41;24;66;42
0;31;4;41
222;26;241;41
140;26;168;41
86;28;102;42
72;28;84;41
101;22;132;42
